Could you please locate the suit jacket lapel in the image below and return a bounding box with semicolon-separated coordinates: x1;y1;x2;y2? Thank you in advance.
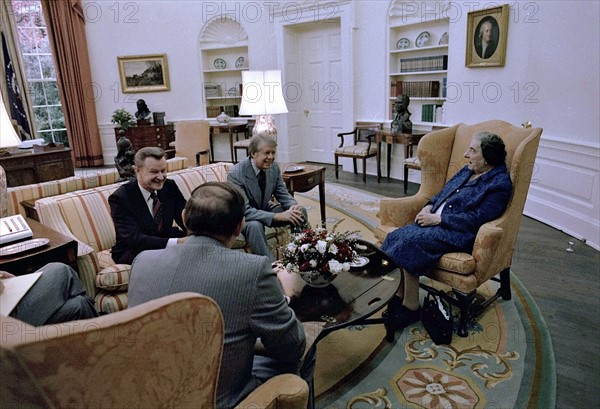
243;159;264;208
130;182;158;232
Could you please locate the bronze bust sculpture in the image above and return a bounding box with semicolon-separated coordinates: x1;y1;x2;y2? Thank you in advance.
135;99;151;121
391;95;412;134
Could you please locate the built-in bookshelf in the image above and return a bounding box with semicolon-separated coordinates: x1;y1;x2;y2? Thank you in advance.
388;17;449;127
199;17;248;119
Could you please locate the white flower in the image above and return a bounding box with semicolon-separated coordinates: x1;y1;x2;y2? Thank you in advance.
286;263;298;273
342;262;351;272
309;260;317;268
329;243;338;255
316;240;327;254
300;244;311;253
328;259;343;274
287;242;297;252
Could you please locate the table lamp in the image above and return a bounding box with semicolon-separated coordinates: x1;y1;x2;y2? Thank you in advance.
239;70;288;137
1;94;22;156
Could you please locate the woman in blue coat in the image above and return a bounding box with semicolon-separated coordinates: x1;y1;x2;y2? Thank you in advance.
381;132;512;330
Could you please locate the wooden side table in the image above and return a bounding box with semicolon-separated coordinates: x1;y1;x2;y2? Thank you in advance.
209;122;248;163
281;163;326;226
0;218;78;276
375;129;427;183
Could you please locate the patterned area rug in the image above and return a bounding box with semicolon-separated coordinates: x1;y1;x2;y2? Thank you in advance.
296;183;556;409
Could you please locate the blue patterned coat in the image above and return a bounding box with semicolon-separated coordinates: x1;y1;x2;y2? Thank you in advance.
381;164;512;276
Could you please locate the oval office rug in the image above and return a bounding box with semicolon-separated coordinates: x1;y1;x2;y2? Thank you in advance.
296;183;556;409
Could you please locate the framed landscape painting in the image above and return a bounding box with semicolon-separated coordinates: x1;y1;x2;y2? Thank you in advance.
117;54;170;93
466;5;509;67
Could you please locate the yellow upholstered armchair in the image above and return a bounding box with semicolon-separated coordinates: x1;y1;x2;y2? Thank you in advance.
374;120;542;336
334;122;383;183
174;120;211;166
1;292;309;408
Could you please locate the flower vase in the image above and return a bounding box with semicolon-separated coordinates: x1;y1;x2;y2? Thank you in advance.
299;270;337;288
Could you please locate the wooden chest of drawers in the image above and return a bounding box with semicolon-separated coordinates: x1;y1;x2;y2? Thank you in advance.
114;123;175;157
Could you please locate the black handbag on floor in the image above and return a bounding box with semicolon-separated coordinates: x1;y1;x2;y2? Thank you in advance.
421;292;453;345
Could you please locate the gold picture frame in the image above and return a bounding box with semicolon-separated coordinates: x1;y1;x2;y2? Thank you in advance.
117;54;170;93
466;5;509;68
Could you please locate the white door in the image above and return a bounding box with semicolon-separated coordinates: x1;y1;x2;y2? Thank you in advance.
285;21;343;164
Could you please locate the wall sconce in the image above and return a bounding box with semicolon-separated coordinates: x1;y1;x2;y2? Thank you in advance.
239;70;288;137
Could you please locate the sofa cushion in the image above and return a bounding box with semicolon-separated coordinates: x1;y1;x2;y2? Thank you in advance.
7;176;85;216
437;252;476;275
169;162;233;198
96;264;131;291
97;249;117;269
95;290;128;313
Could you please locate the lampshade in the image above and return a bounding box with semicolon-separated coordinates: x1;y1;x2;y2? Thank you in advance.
1;93;22;150
239;70;288;137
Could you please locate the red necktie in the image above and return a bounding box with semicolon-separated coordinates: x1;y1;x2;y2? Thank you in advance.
150;192;163;232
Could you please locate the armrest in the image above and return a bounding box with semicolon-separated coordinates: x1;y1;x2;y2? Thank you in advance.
235;374;309;409
472;222;504;278
336;129;358;148
379;195;428;228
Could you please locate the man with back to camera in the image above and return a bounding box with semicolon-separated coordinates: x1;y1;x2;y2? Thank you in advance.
127;182;310;408
109;147;186;264
227;134;307;262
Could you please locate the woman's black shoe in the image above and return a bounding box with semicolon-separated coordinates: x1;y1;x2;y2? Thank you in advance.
384;298;421;331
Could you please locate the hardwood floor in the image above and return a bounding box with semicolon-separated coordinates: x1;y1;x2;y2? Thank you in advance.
309;162;600;409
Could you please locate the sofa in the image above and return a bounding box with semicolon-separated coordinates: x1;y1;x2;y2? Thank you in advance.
35;162;290;313
6;156;189;218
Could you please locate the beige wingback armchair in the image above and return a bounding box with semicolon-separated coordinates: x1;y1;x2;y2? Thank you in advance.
1;292;309;408
374;120;542;336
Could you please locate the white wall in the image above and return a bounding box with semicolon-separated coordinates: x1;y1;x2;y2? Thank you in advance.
83;0;599;249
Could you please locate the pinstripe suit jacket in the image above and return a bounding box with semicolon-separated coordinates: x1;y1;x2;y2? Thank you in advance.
109;179;186;264
227;157;298;227
128;235;306;408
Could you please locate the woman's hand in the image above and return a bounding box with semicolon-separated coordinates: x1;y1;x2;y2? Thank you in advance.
414;205;441;227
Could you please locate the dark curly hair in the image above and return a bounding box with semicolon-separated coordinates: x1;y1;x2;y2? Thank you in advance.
476;132;507;167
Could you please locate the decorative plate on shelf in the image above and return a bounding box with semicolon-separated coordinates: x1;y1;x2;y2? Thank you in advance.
396;38;410;49
415;31;430;47
439;31;449;45
213;58;226;70
227;87;238;97
235;56;245;68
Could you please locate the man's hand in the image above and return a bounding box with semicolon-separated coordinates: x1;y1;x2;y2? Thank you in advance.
273;208;305;226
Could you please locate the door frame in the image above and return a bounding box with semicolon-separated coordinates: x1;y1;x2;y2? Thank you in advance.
272;1;355;163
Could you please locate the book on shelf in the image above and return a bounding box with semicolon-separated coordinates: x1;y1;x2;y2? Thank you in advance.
206;106;222;118
400;55;448;73
421;103;444;123
223;104;239;118
392;81;440;98
442;77;447;98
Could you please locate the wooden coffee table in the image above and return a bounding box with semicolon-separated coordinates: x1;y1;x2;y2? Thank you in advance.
277;240;401;407
280;163;326;226
0;218;78;276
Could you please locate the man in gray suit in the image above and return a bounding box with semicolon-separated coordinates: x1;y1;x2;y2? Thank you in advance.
228;134;307;261
128;182;308;408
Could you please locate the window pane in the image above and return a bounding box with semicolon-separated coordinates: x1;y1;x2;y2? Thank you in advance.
17;27;36;53
40;55;55;79
49;105;65;129
23;54;40;79
37;131;53;144
44;81;59;103
33;106;50;130
53;130;68;145
30;82;45;105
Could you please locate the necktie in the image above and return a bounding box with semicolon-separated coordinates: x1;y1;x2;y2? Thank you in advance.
258;170;266;200
150;192;163;232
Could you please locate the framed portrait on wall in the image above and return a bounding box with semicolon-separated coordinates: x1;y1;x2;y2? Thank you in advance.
465;5;509;67
117;54;170;93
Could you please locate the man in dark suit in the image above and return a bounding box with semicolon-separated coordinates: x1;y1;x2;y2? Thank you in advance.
109;147;186;264
128;182;310;408
227;134;307;262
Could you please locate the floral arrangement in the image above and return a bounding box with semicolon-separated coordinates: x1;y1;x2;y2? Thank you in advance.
281;221;360;282
111;108;134;130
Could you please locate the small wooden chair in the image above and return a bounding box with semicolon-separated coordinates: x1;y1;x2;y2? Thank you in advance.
334;122;383;183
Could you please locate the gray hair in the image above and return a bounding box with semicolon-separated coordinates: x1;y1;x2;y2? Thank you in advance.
248;134;277;155
134;146;166;166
